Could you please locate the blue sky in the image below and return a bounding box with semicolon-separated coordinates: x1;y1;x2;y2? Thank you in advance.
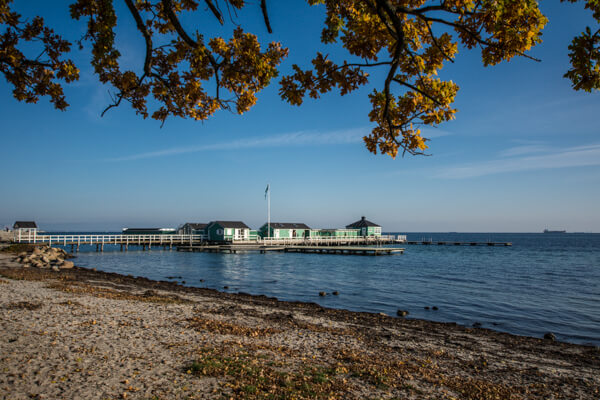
1;1;599;232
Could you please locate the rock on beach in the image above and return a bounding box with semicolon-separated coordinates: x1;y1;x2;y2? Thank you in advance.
12;246;74;271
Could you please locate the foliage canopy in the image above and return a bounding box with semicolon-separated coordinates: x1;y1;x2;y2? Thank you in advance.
1;0;598;157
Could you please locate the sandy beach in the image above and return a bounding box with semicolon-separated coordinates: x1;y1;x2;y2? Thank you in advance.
0;250;598;399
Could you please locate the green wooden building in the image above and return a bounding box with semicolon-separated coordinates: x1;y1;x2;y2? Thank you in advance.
259;223;311;239
310;228;360;238
345;216;382;236
178;223;208;235
206;221;251;241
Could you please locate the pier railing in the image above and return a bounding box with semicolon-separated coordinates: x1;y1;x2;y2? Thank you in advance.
15;232;207;246
258;234;405;245
13;231;407;247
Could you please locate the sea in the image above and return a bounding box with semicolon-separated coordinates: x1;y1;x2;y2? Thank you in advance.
51;232;600;346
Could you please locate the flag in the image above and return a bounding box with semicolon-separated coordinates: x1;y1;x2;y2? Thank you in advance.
264;184;269;199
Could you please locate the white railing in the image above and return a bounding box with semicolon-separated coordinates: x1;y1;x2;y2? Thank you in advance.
14;232;408;246
16;233;206;246
259;235;402;245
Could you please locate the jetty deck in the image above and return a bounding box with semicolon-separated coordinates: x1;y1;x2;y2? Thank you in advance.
13;233;407;251
178;245;404;256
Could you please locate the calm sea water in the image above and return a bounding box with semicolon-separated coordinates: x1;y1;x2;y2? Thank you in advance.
56;233;600;346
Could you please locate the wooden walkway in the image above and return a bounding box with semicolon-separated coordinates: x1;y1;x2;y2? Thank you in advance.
178;245;404;256
15;234;206;251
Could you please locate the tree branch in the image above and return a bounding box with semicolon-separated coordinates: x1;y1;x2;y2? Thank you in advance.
392;77;443;106
413;14;542;62
161;0;222;100
260;0;273;33
204;0;224;24
124;0;153;75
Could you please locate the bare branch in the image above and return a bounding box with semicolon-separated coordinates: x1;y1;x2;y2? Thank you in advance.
204;0;224;24
260;0;273;33
124;0;153;75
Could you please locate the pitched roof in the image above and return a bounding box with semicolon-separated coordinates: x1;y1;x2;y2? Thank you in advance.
345;216;380;228
183;223;208;230
210;221;250;229
261;222;311;230
13;221;37;229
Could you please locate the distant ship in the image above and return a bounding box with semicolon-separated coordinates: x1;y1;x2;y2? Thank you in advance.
543;229;566;234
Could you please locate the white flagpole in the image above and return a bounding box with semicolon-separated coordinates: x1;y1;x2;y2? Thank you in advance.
267;184;270;239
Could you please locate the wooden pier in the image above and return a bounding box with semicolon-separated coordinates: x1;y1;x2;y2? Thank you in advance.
14;233;205;252
178;245;404;256
14;233;406;252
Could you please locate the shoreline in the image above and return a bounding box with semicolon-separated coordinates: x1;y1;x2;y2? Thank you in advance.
1;252;599;399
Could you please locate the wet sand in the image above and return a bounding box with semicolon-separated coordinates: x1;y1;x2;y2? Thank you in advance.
0;252;598;399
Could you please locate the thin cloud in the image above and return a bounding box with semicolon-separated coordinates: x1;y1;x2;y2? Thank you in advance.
107;128;367;161
420;127;453;139
497;144;553;157
436;143;600;179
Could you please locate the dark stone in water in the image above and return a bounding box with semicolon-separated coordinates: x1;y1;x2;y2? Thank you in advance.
332;291;339;296
473;322;482;328
544;332;556;341
432;306;439;311
199;279;204;282
181;281;186;284
319;291;327;297
424;306;430;310
396;310;409;317
223;286;229;289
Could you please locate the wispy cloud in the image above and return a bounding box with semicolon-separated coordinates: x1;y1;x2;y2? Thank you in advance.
107;128;367;161
497;144;553;158
420;127;453;139
436;143;600;179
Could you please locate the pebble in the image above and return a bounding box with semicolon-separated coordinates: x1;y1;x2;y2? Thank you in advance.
332;291;339;296
432;306;439;311
396;310;409;317
319;291;326;297
544;332;556;341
